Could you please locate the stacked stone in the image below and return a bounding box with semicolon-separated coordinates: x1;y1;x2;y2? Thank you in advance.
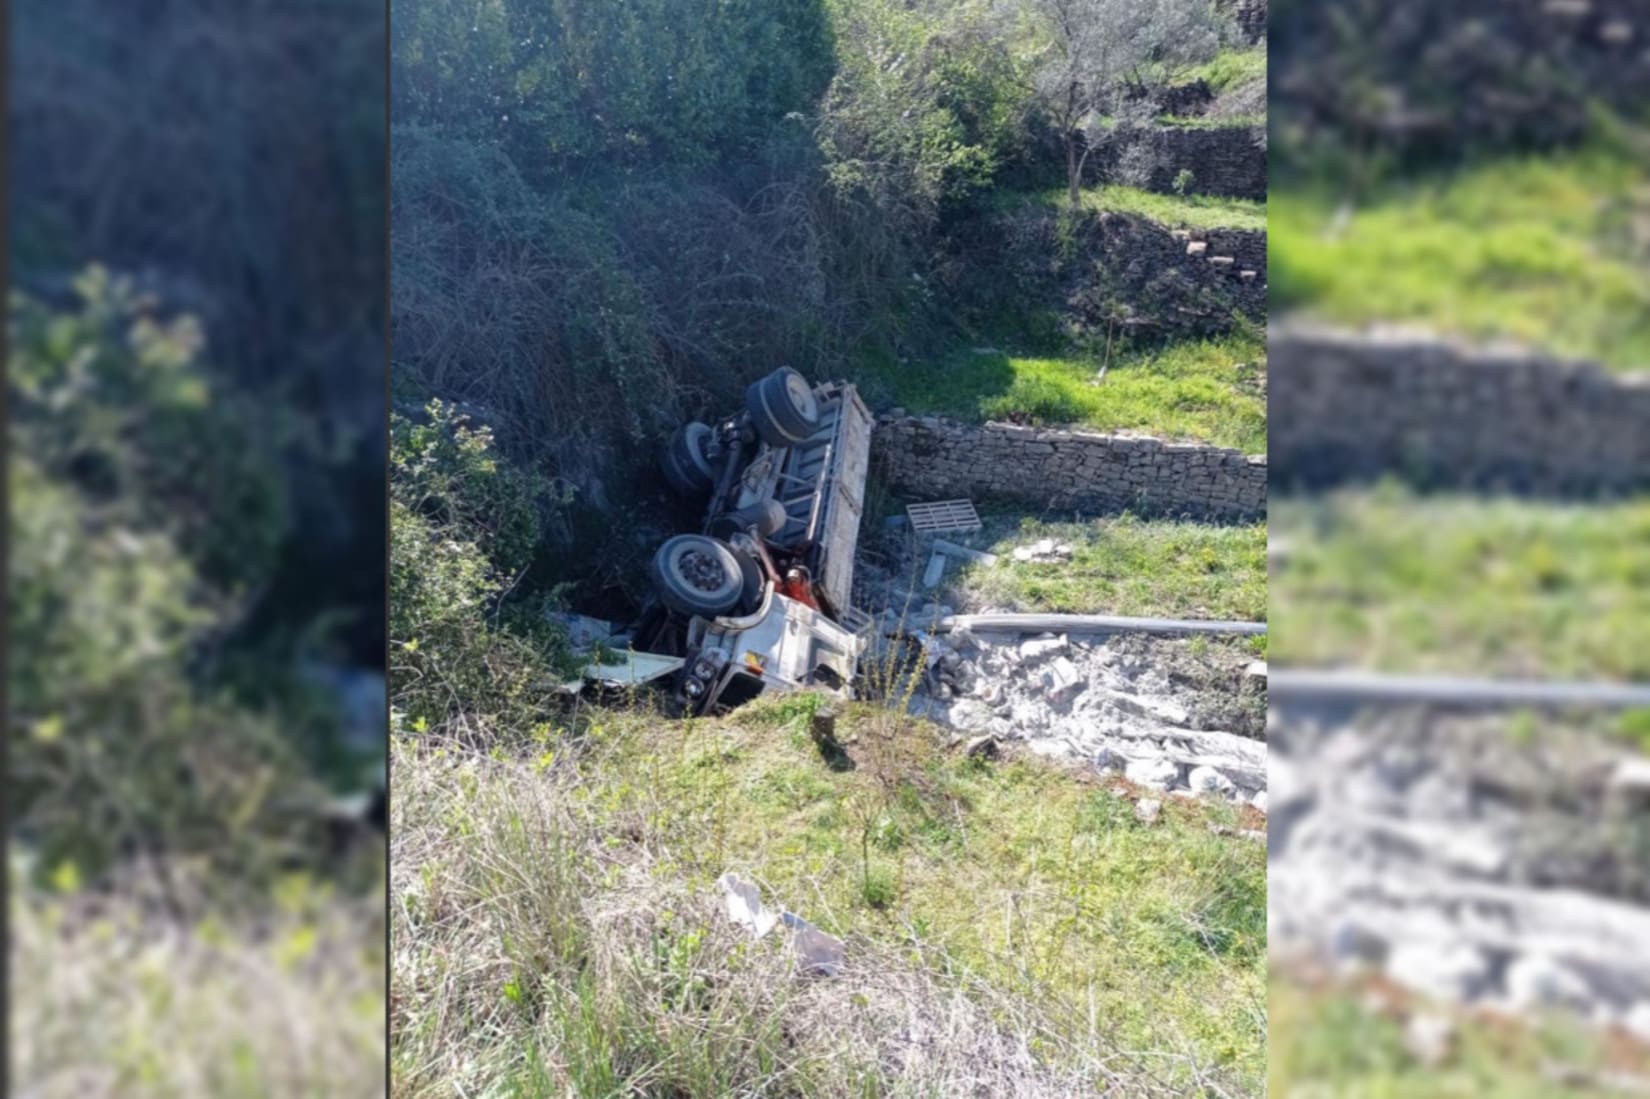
1270;325;1650;494
1116;125;1267;201
873;414;1267;520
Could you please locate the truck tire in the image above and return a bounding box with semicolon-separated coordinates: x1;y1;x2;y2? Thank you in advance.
661;422;718;497
734;547;765;614
745;367;820;447
651;534;745;617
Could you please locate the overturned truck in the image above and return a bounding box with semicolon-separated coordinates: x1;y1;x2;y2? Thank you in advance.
587;368;874;714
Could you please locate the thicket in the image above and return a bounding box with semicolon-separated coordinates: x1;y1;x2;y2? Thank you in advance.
391;0;1249;575
13;0;386;667
390;401;574;743
9;272;360;897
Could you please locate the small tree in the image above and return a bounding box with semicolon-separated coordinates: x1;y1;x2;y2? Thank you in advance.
1027;0;1231;206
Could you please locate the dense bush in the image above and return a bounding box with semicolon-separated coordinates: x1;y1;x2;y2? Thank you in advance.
392;0;835;176
390;402;572;741
12;0;386;667
9;272;324;891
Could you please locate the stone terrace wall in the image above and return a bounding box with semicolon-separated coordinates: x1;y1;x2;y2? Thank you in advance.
1270;326;1650;494
874;414;1267;520
1113;125;1267;201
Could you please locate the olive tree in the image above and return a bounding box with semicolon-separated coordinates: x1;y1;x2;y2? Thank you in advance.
1027;0;1233;206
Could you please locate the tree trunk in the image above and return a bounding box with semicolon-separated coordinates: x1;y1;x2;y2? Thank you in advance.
1066;134;1082;207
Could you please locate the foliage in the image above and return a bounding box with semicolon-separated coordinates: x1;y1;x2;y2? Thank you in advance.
389;402;573;743
862;329;1266;452
1270;143;1650;370
1271;975;1644;1098
392;703;1266;1096
392;0;836;177
8;272;319;889
950;512;1268;622
1271;487;1650;680
1049;182;1267;230
1024;0;1235;203
1177;46;1266;95
13;860;385;1098
12;0;386;666
817;0;1030;224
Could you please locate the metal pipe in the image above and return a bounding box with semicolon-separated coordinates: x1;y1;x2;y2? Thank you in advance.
1269;669;1650;709
933;613;1267;636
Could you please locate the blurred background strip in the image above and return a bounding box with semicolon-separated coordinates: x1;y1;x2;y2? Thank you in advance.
1268;0;1650;1094
8;1;387;1096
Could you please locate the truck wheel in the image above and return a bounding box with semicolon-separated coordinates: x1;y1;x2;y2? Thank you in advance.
661;422;717;496
651;534;744;617
734;547;765;614
745;367;820;447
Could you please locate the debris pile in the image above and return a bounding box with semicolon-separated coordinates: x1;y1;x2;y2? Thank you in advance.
1270;707;1650;1041
907;628;1268;808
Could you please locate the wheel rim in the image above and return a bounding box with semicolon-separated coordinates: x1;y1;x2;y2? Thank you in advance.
677;546;729;594
783;372;819;422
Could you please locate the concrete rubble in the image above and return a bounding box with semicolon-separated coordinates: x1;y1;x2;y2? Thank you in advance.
908;627;1268;808
1270;706;1650;1041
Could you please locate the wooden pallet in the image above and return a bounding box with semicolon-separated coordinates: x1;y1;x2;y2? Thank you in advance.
906;499;982;535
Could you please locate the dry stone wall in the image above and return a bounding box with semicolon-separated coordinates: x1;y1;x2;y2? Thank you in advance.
874;414;1266;520
1107;125;1267;201
1270;325;1650;493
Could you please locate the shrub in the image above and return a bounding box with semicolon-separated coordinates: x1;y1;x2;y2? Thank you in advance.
8;270;314;890
389;402;572;742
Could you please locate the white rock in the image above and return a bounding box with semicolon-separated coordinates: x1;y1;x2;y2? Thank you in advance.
1042;655;1083;700
1135;798;1162;824
1624;1002;1650;1043
1187;766;1237;797
1019;635;1066;661
1502;953;1592;1014
1125;757;1180;791
945;699;995;733
1403;1012;1455;1068
1250;790;1268;814
1386;942;1492;1003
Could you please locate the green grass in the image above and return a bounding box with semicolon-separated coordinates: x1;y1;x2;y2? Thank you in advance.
1051;183;1268;231
1177;48;1267;95
392;702;1267;1096
1271;144;1650;370
1271;487;1650;680
942;513;1267;624
13;864;386;1098
861;329;1267;452
1271;975;1647;1098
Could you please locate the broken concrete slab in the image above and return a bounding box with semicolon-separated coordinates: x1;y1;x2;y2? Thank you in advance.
1041;655;1083;701
932;539;999;566
922;551;947;589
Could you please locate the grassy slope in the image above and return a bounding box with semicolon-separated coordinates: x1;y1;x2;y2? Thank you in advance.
1061;184;1268;231
391;700;1266;1097
1178;47;1267;96
928;512;1267;624
1271;976;1649;1098
1271;488;1650;681
859;328;1266;452
1271;144;1650;370
12;870;385;1098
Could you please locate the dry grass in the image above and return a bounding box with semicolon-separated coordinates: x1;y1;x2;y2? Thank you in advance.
10;858;386;1099
390;700;1266;1097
